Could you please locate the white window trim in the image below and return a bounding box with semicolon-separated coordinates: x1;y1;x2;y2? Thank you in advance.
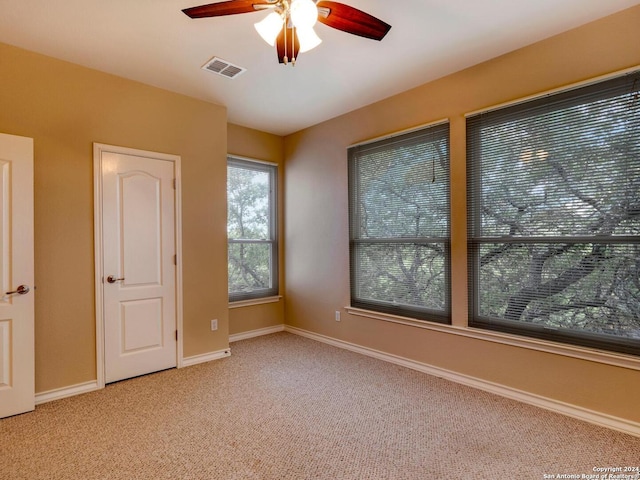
229;295;283;309
345;307;640;372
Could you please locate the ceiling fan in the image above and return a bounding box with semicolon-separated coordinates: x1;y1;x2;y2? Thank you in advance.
182;0;391;66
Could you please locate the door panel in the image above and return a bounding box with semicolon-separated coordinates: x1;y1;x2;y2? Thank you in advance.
121;173;162;286
121;298;163;353
0;320;12;388
0;133;34;418
101;150;177;384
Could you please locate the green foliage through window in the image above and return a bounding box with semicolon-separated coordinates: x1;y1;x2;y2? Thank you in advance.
467;71;640;355
349;123;451;323
227;158;278;301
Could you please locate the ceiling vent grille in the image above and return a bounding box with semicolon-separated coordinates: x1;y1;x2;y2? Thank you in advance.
202;57;246;79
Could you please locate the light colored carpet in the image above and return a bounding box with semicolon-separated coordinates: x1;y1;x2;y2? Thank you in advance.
2;332;639;479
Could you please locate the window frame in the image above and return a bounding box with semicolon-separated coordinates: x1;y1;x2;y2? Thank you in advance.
227;156;278;302
348;122;451;324
466;71;640;356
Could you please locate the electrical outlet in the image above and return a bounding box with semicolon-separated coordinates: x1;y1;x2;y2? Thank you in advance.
210;319;218;331
335;311;341;322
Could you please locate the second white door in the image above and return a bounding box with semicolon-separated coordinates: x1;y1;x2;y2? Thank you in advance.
98;146;178;384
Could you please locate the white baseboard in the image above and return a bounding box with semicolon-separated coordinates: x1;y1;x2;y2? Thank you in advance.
35;381;101;405
284;325;640;438
34;349;233;405
181;348;231;367
229;324;285;343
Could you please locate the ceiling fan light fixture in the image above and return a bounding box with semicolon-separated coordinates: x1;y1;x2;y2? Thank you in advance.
297;25;322;53
254;11;284;46
290;0;318;29
183;1;391;67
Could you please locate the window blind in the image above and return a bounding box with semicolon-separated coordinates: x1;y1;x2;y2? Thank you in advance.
349;122;450;323
467;71;640;355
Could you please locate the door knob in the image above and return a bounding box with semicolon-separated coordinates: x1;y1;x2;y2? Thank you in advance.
107;275;125;284
6;285;30;295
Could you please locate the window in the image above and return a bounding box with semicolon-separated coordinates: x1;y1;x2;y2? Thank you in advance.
348;123;451;323
467;71;640;355
227;157;278;302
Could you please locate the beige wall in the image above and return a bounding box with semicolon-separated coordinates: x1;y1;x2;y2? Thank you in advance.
0;42;230;393
283;6;640;422
227;124;285;334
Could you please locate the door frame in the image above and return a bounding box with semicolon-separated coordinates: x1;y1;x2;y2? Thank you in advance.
93;143;184;389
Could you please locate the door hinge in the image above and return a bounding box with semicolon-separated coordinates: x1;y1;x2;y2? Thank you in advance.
175;330;178;341
173;254;177;265
173;178;176;189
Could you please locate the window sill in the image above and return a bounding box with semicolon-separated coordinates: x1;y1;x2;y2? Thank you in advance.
344;306;640;372
229;295;283;309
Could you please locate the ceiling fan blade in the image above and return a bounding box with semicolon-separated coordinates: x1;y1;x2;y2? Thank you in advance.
276;27;300;64
182;0;272;19
316;1;391;41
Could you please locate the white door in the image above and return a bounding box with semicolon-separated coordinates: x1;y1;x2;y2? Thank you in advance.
0;133;34;418
97;146;178;384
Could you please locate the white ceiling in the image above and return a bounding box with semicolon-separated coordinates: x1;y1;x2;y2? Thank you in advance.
1;0;639;136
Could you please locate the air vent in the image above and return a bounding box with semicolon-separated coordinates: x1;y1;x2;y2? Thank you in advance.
202;56;246;79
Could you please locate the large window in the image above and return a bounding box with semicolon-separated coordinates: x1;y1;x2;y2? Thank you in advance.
467;71;640;355
227;157;278;302
348;123;450;323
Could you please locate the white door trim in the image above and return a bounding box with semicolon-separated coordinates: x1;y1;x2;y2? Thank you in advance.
93;143;184;389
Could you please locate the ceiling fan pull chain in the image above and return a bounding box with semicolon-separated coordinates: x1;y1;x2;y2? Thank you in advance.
283;18;289;65
291;25;296;66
